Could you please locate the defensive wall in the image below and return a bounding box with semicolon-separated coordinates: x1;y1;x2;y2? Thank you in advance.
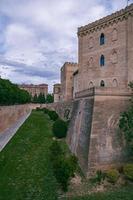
45;87;132;176
67;87;132;176
0;104;38;134
41;101;73;120
0;89;132;175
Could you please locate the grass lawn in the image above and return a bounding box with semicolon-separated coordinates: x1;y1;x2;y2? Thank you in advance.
0;111;58;200
0;110;133;200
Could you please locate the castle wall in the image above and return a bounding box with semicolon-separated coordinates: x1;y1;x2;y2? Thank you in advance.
41;101;73;120
66;88;131;175
53;84;61;103
78;20;128;91
78;4;133;91
67;97;94;173
0;105;31;134
88;94;130;175
61;63;78;101
127;15;133;84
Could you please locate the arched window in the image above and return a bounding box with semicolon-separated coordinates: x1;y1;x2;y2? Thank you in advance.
100;55;105;66
100;80;105;87
100;33;105;45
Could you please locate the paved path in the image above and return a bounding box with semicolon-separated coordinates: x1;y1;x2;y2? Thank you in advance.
0;111;31;151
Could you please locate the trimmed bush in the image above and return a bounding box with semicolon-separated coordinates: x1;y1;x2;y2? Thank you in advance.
123;164;133;181
48;110;59;121
50;141;78;191
67;155;78;177
49;141;64;162
106;169;119;183
52;119;68;138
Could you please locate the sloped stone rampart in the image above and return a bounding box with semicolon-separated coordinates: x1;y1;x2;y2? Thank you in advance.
0;105;31;134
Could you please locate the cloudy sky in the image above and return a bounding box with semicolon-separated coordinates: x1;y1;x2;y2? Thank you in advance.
0;0;131;91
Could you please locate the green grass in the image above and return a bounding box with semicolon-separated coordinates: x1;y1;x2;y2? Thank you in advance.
0;111;58;200
64;185;133;200
0;110;133;200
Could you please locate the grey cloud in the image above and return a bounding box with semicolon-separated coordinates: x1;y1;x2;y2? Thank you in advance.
0;58;59;79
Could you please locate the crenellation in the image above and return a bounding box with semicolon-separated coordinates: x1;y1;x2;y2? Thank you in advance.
78;4;133;36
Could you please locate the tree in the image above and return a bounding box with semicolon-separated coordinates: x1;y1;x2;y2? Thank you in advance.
33;94;38;103
0;78;31;105
46;94;54;103
119;82;133;154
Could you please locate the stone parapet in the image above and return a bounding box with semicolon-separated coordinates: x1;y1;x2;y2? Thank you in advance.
78;3;133;36
75;87;132;99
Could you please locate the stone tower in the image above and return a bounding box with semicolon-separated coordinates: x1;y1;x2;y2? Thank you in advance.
77;4;133;92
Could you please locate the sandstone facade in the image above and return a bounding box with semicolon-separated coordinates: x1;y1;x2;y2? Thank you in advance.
54;4;133;175
77;4;133;91
53;83;61;103
61;62;78;101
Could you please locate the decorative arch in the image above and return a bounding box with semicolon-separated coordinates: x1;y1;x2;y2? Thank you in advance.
100;33;105;45
100;55;105;66
112;29;118;41
112;79;118;87
111;49;118;64
100;80;105;87
89;37;94;48
88;57;93;67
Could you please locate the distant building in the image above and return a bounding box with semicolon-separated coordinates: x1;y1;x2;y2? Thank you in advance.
53;83;61;102
19;84;48;97
61;62;78;101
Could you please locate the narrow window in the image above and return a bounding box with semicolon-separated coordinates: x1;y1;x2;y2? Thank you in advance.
100;33;105;45
100;80;105;87
100;55;105;66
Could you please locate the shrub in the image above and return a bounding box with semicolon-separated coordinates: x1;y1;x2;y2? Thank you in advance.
54;158;72;191
52;119;68;138
123;164;133;181
43;108;49;114
48;110;59;121
49;142;78;191
90;170;105;184
49;141;64;162
106;169;119;183
36;107;41;111
96;170;105;183
53;156;78;191
67;155;78;177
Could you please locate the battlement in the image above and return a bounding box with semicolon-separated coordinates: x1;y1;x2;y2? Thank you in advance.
78;3;133;36
61;62;78;71
64;62;78;66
